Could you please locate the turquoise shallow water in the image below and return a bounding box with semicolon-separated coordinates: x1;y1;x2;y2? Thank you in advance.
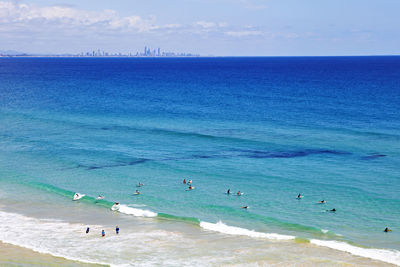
0;57;399;265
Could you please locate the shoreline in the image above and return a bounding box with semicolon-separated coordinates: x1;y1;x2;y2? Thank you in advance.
0;185;398;267
0;241;107;267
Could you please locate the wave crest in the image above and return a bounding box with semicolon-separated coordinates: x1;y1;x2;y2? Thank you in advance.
200;221;295;240
117;204;157;217
310;239;400;266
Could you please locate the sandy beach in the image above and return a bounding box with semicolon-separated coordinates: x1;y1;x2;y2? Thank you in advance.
0;241;107;267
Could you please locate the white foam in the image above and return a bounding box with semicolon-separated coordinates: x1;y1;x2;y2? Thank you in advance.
310;239;400;266
127;204;147;207
0;210;187;266
321;229;329;234
200;220;295;240
117;204;157;217
0;210;109;266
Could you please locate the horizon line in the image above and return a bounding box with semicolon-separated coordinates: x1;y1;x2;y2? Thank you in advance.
1;54;399;58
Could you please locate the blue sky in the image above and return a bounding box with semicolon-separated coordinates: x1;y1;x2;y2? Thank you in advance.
0;0;399;56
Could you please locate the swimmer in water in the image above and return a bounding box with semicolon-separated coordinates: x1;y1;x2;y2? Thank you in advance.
116;226;120;234
329;208;336;212
237;191;241;196
188;180;192;185
183;179;186;184
102;230;105;237
227;189;230;195
241;206;249;209
188;186;194;190
384;227;392;232
318;200;326;204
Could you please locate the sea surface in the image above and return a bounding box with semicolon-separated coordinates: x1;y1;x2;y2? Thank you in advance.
0;56;399;266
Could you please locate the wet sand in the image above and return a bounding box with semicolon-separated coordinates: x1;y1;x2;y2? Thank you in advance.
0;241;108;267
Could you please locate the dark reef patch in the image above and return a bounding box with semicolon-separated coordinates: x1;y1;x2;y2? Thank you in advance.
79;158;150;170
234;148;351;159
361;154;386;160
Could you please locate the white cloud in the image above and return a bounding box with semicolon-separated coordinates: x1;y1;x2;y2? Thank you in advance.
225;30;263;37
196;21;217;28
195;21;228;29
0;1;156;32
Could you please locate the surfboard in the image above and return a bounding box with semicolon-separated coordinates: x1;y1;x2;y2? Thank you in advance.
111;204;120;211
73;193;85;201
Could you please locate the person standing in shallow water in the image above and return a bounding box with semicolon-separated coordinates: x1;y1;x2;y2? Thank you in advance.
102;230;105;237
116;226;120;234
86;227;90;234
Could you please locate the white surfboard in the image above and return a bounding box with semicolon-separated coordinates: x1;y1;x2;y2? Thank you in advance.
111;203;120;211
73;193;85;201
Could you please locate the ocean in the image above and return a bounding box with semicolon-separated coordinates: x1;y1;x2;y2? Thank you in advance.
0;56;399;266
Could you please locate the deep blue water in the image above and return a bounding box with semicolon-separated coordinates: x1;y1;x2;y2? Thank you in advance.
0;57;399;251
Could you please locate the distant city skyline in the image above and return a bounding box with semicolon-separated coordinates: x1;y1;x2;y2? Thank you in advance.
0;0;399;56
0;46;200;57
78;46;199;57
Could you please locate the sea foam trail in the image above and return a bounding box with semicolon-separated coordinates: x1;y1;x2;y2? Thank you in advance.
117;204;158;217
311;239;400;266
200;221;295;240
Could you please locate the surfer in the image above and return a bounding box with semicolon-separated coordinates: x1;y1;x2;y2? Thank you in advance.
384;227;392;232
188;180;192;185
96;195;104;200
237;191;241;196
137;182;144;187
188;186;194;190
102;230;105;237
241;206;249;209
116;226;120;234
328;208;336;212
297;193;302;199
86;227;90;234
111;202;120;211
318;200;326;204
227;189;230;195
135;190;141;195
73;193;85;201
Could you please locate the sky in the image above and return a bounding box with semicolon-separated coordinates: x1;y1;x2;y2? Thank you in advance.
0;0;399;56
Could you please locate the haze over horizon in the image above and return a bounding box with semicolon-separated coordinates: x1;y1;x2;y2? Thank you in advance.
1;0;399;56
